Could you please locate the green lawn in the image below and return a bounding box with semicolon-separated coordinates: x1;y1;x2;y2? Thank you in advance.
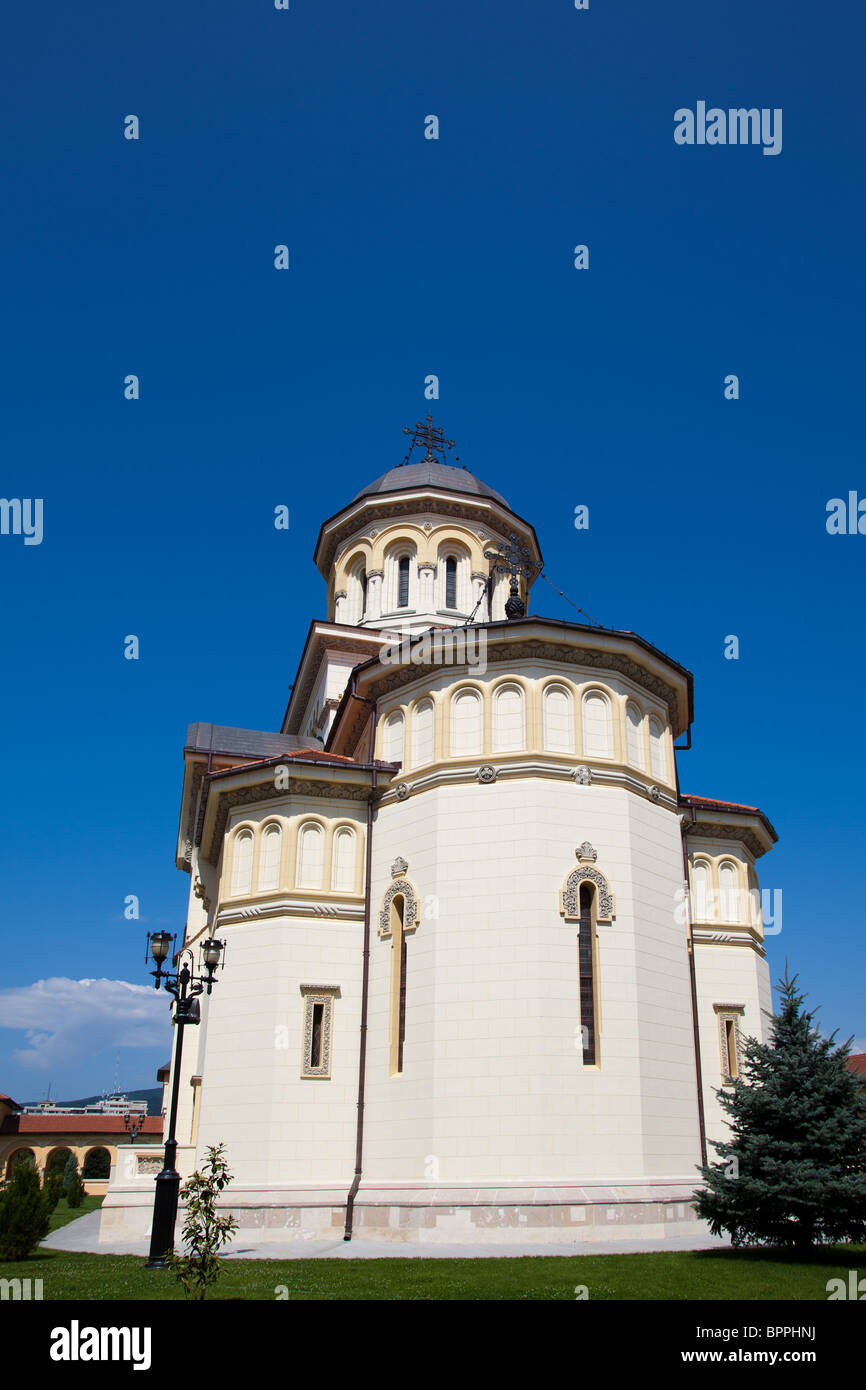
2;1240;863;1299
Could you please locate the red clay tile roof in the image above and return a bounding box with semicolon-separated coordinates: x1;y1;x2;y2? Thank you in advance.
0;1115;163;1135
846;1054;866;1078
681;794;760;814
207;750;360;780
0;1094;21;1110
268;749;358;764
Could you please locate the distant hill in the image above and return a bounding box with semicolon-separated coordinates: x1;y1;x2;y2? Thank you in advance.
22;1087;163;1116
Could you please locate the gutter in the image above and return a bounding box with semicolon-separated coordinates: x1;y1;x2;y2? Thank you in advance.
344;677;379;1240
675;742;708;1169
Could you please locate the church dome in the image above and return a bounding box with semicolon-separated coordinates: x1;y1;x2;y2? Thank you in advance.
353;459;509;509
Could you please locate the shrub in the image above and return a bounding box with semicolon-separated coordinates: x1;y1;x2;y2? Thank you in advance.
42;1172;64;1213
0;1161;53;1260
66;1171;86;1209
166;1144;238;1300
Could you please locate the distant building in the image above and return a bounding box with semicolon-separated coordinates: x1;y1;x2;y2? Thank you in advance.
847;1054;866;1086
21;1094;148;1120
1;1091;162;1192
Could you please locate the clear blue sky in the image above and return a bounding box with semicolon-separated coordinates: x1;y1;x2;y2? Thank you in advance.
1;1;863;1100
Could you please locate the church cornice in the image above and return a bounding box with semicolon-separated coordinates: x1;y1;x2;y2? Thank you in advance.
683;817;773;861
281;621;387;735
328;619;693;755
314;491;540;579
692;925;766;955
680;794;777;859
215;896;364;927
196;758;396;865
373;756;679;809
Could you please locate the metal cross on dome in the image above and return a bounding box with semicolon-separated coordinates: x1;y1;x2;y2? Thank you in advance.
484;532;541;620
401;413;461;466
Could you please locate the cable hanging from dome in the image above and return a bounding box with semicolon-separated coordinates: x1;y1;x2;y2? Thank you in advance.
537;572;607;629
458;566;607;630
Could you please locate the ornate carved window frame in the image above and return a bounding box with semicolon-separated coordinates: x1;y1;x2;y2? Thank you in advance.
560;844;616;923
714;1003;744;1084
378;858;421;939
300;985;340;1079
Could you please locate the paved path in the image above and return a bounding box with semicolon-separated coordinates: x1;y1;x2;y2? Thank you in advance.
43;1212;730;1260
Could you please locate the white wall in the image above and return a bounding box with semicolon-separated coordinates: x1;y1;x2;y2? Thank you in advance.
361;778;701;1184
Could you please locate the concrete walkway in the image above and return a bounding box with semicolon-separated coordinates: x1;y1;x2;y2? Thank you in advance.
43;1211;730;1260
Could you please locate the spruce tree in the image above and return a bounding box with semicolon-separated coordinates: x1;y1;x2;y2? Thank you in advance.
694;969;866;1250
66;1169;86;1208
61;1151;79;1193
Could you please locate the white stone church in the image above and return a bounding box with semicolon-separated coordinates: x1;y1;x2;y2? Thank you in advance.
101;418;777;1246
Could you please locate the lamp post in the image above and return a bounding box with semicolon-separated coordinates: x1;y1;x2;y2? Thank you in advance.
144;930;225;1269
123;1111;141;1145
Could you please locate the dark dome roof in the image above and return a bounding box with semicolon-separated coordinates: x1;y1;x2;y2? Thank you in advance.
353;460;509;508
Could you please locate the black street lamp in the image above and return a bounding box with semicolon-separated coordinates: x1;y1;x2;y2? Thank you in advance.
124;1112;141;1144
143;930;225;1269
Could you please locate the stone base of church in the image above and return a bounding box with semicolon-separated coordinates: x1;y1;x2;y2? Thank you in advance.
101;1178;709;1246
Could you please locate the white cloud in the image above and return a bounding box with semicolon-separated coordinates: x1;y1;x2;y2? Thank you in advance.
0;977;170;1071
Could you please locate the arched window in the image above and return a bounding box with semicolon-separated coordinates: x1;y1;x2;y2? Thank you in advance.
231;829;253;896
625;701;645;769
411;698;435;767
445;557;457;609
582;691;613;758
258;823;282;891
83;1147;111;1179
719;862;740;922
692;861;711;921
398;556;410;608
648;715;667;781
296;822;324;889
543;684;574;753
450;688;483;756
347;559;368;624
5;1149;36;1179
382;710;405;766
47;1147;74;1178
492;684;525;752
332;827;356;892
748;868;761;927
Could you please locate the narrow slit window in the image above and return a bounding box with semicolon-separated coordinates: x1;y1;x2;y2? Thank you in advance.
398;936;407;1073
398;556;410;608
390;895;408;1075
578;883;597;1065
310;1003;324;1070
300;988;339;1079
724;1019;737;1078
715;1005;744;1083
445;557;457;609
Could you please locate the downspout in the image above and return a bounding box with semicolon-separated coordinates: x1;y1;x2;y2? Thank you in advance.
674;735;707;1168
344;682;378;1240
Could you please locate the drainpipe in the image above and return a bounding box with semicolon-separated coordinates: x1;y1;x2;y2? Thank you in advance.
674;737;707;1168
344;682;378;1240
